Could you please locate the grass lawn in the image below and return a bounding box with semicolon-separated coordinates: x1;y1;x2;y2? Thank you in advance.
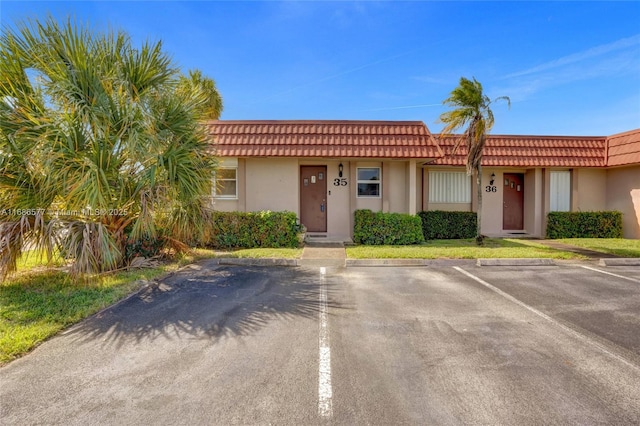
556;238;640;258
0;249;218;365
221;248;303;259
346;238;585;260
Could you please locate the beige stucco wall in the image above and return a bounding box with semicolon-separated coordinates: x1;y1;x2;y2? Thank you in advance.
245;158;299;213
606;166;640;238
216;157;639;240
523;168;544;237
572;168;607;211
478;168;546;237
414;164;423;214
384;161;408;213
421;167;539;235
542;169;551;233
215;158;379;240
478;168;501;235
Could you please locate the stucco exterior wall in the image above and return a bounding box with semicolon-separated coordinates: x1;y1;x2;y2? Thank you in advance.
572;168;607;211
606;166;640;238
384;161;407;213
476;168;541;237
322;160;352;239
542;169;551;234
479;169;503;236
245;158;299;213
523;168;544;237
420;166;430;212
215;156;639;241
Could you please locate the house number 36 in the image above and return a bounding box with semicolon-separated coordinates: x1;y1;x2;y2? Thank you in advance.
333;178;348;186
485;185;497;192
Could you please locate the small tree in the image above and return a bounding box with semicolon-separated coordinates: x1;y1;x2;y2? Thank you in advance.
438;77;510;245
0;17;222;278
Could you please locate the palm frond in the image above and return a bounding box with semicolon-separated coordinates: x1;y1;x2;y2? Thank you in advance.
166;200;213;245
176;69;224;119
438;76;510;174
1;16;223;280
61;220;121;277
0;220;25;279
127;255;160;269
438;76;510;244
0;213;62;278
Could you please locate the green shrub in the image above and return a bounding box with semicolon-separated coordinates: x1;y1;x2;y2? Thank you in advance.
353;210;425;245
546;211;623;238
207;211;302;249
418;210;477;240
124;235;166;260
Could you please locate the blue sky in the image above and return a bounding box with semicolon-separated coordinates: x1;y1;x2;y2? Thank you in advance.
2;1;639;136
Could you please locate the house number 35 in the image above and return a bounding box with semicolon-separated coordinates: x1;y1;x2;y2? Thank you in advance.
333;178;347;186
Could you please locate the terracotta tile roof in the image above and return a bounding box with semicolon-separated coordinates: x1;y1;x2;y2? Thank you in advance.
607;128;640;167
207;120;639;168
206;120;439;159
431;135;607;167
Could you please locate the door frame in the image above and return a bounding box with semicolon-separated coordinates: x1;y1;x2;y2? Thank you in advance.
299;165;328;233
502;172;524;230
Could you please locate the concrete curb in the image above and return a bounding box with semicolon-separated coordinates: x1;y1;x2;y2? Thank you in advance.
345;259;478;267
299;259;346;268
477;258;557;266
216;258;298;267
346;259;428;267
204;256;638;268
598;258;640;266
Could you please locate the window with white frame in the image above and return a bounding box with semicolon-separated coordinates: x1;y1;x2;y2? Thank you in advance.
428;171;471;203
550;171;570;211
214;167;237;199
357;167;381;197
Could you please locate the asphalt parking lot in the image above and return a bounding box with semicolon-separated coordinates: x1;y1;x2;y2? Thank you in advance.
1;260;639;425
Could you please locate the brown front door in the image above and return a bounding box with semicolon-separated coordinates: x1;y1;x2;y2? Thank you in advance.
300;166;327;232
503;173;524;230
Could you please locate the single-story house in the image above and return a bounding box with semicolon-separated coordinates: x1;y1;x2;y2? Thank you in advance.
206;120;640;240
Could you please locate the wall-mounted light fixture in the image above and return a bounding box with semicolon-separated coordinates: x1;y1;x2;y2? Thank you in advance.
338;163;344;178
489;172;495;186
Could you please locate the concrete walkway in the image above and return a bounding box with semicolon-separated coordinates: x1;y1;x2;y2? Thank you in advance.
299;242;346;267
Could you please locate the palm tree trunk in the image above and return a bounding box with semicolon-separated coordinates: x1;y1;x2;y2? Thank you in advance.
476;165;484;245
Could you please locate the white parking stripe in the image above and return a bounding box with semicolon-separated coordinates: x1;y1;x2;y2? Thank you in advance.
318;267;333;417
577;264;640;284
453;266;640;373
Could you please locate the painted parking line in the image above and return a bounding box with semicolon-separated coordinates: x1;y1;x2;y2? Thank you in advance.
318;267;333;418
453;266;640;373
577;265;640;284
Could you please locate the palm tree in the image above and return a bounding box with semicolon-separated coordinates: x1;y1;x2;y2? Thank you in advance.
438;77;510;245
177;70;224;120
0;17;222;279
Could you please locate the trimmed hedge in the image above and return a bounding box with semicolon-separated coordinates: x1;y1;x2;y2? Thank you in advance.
207;211;302;249
353;209;425;245
546;211;623;238
418;210;477;240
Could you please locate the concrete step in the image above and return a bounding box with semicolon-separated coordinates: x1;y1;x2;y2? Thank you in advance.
304;234;352;245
